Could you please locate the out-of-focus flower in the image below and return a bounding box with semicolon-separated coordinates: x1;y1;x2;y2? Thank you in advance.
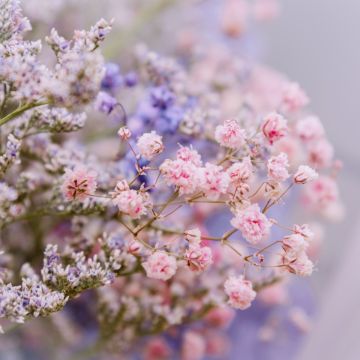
280;82;309;113
267;152;290;182
181;331;206;360
296;116;325;142
143;338;172;360
118;126;132;140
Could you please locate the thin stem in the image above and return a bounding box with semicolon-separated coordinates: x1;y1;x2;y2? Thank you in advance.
222;228;238;241
0;101;48;127
133;189;179;236
254;240;282;257
249;182;266;199
263;183;294;213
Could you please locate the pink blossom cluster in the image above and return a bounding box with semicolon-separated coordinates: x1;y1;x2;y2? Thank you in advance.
224;275;256;310
220;0;281;38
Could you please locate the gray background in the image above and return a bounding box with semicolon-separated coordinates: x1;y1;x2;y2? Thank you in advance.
257;1;360;359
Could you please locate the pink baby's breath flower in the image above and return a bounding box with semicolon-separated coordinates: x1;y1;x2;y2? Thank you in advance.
308;138;334;168
281;82;309;113
267;152;290;182
185;245;213;272
142;252;177;281
127;240;142;254
227;156;253;187
293;224;314;241
261;112;288;145
61;166;97;201
220;0;249;38
181;331;206;360
289;307;312;333
205;306;235;328
160;159;200;195
286;253;314;277
296;116;325;142
112;188;149;218
118;126;131;140
224;275;256;310
214;119;246;149
282;233;308;256
143;338;172;360
302;176;339;211
199;163;230;200
231;203;272;244
176;145;202;166
137;131;164;160
253;0;280;21
205;333;230;357
293;165;318;184
272;135;303;166
258;283;288;306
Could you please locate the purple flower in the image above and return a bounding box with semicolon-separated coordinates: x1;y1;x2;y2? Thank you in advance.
101;63;123;91
94;91;117;114
124;72;138;87
150;86;175;110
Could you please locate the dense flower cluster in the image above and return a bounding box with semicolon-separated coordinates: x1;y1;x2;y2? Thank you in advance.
0;0;341;359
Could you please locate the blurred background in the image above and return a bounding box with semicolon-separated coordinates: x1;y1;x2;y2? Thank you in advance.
257;1;360;359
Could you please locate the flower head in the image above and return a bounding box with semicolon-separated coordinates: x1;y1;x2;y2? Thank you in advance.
296;116;325;142
231;203;272;244
215;119;246;149
224;275;256;310
293;224;314;241
267;152;290;182
261;112;288;145
282;233;308;256
94;91;117;114
112;184;149;219
227;157;253;193
281;82;309;113
185;245;213;272
143;338;172;360
302;176;339;211
283;253;314;277
199;163;230;200
293;165;318;184
61;166;97;201
137;131;164;160
142;252;177;281
308;138;334;168
160;159;200;195
101;62;123;91
181;331;206;360
176;146;202;166
118;126;132;140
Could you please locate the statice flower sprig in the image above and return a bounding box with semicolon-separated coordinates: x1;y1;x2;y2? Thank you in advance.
0;0;112;130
